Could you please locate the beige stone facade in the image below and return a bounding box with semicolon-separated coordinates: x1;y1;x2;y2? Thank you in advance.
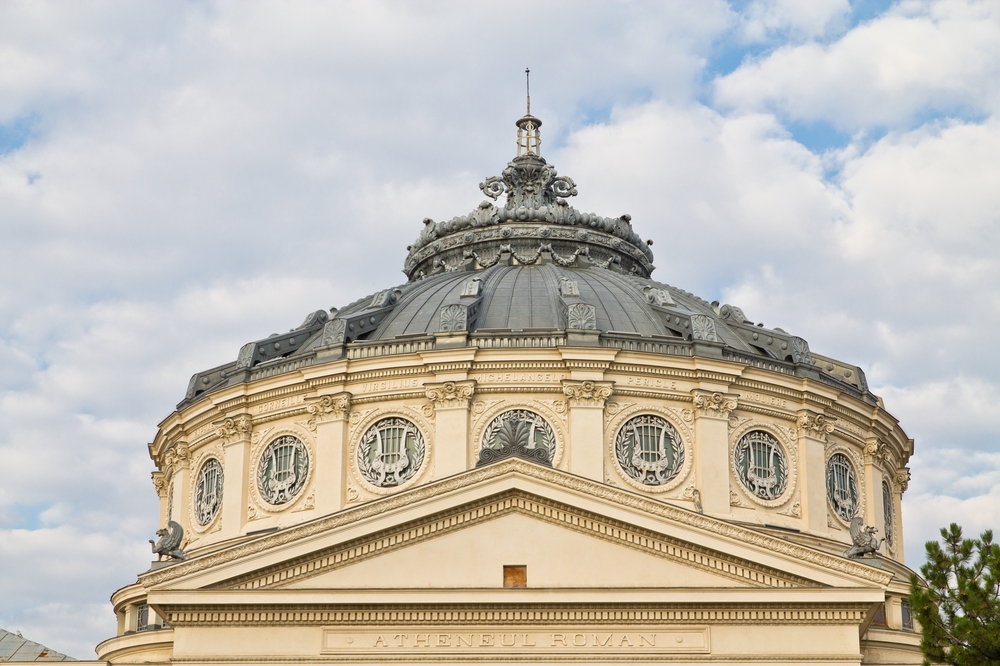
97;112;922;665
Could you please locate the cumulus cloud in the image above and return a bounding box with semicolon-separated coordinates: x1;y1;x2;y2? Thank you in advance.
1;0;998;654
716;1;1000;130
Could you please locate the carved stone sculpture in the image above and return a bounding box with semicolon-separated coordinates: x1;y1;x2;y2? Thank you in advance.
843;516;882;559
151;520;187;561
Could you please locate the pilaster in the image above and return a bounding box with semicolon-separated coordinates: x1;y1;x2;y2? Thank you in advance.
562;380;613;481
863;438;884;528
306;392;352;513
424;381;475;478
893;468;910;563
691;390;738;516
796;410;836;534
215;414;253;536
162;440;191;534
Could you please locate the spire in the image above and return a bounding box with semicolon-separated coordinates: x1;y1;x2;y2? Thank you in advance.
516;68;541;158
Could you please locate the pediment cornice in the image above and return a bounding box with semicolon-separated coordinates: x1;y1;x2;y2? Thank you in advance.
139;459;893;589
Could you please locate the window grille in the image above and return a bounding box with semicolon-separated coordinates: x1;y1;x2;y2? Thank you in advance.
882;479;893;547
734;430;787;500
901;600;914;631
195;458;224;525
614;414;684;486
358;418;425;488
136;604;149;633
257;435;309;504
826;453;859;521
870;603;887;627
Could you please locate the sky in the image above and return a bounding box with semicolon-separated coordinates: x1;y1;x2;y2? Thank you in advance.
1;0;999;656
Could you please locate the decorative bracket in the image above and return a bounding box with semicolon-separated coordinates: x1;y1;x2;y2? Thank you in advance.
562;380;613;408
425;381;476;410
797;410;836;441
214;414;253;444
305;392;352;427
691;390;738;419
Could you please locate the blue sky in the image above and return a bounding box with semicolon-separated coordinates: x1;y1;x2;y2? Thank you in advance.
2;0;1000;656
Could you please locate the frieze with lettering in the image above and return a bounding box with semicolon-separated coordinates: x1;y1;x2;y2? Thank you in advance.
322;626;709;655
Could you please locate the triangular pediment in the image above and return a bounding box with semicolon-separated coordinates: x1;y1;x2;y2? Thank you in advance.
141;459;892;595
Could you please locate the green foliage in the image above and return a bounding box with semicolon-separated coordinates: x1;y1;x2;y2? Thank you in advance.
909;523;1000;666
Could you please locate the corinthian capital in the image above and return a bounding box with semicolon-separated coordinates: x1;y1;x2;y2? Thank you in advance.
151;471;168;497
214;414;253;443
561;380;613;408
424;380;475;410
305;392;352;423
797;410;836;439
691;390;738;419
894;468;911;493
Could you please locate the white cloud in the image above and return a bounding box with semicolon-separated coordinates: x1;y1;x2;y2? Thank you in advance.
738;0;851;42
1;0;999;653
716;0;1000;130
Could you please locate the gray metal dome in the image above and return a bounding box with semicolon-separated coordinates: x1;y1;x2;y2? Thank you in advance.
177;114;873;409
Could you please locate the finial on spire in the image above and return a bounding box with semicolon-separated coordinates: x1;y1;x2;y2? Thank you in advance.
525;68;530;115
516;68;541;158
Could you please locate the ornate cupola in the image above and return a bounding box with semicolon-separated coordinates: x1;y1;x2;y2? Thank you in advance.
402;75;655;281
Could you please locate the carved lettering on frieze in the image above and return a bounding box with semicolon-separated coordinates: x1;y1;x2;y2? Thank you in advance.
357;378;421;394
562;380;613;408
691;391;737;419
622;376;679;391
471;372;566;383
321;628;709;654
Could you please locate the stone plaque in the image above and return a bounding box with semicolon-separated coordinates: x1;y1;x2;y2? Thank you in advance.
322;626;709;656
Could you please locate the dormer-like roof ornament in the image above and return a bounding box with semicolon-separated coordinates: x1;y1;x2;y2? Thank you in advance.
403;80;655;281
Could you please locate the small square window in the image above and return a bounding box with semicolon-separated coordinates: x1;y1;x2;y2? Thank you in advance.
503;565;527;588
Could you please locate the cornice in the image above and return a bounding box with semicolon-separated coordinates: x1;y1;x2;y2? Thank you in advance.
139;459;892;589
160;602;872;628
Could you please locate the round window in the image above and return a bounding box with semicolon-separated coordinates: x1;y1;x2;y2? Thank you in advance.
480;409;555;462
614;414;684;486
357;418;426;488
194;458;224;525
257;435;309;505
826;452;860;521
734;430;788;500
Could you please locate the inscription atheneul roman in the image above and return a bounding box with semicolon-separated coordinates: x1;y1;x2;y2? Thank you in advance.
322;627;709;654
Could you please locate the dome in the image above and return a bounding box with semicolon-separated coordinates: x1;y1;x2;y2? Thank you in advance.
178;118;870;409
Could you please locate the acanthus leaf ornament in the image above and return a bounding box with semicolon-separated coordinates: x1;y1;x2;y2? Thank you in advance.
797;410;836;439
562;380;613;408
691;315;719;342
305;392;352;428
565;302;597;330
321;319;347;346
425;381;475;410
691;391;738;419
215;415;252;443
438;304;468;332
895;468;911;493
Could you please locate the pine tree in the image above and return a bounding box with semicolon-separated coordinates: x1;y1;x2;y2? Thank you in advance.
909;523;1000;666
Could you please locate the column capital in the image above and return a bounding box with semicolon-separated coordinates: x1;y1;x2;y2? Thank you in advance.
214;413;253;445
424;380;475;410
163;439;192;469
151;471;168;498
561;379;613;408
691;390;738;419
894;467;911;493
797;409;836;441
863;436;888;465
305;391;352;425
